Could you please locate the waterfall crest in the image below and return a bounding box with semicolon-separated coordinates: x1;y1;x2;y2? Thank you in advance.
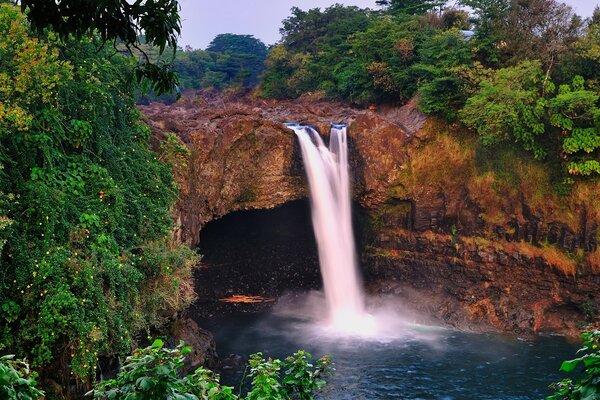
289;124;373;334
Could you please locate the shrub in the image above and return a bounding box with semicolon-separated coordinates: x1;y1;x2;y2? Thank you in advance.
0;355;44;400
89;340;333;400
547;331;600;399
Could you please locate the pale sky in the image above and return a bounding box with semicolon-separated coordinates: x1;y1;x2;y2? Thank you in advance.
179;0;599;50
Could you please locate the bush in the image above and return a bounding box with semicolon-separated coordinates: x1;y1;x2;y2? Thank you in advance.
89;340;333;400
547;331;600;399
0;355;44;400
0;3;198;383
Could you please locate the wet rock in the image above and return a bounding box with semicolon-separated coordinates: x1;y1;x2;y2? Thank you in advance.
220;354;247;371
170;316;218;372
142;91;600;337
365;229;600;337
141;92;414;247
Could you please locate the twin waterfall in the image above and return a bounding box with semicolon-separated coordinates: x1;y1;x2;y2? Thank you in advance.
287;123;373;334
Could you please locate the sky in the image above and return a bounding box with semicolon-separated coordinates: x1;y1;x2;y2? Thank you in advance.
179;0;599;50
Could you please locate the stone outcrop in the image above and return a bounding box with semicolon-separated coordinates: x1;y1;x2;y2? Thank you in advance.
141;91;600;336
141;91;418;246
365;229;600;337
169;316;218;372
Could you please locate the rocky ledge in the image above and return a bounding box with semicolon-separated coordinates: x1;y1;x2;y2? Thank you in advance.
141;91;600;336
141;91;421;247
365;228;600;337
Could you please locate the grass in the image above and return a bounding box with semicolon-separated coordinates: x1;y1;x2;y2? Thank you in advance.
588;249;600;273
385;118;600;254
504;242;578;277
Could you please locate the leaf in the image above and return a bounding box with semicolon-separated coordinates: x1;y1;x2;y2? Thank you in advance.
136;377;155;391
560;358;582;372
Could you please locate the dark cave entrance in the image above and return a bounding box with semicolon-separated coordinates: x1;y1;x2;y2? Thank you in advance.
192;199;322;314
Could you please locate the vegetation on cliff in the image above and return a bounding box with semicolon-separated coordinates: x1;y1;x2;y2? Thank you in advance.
0;2;197;389
258;0;600;179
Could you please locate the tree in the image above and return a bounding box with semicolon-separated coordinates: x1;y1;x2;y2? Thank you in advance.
207;34;268;57
566;12;600;91
458;0;510;65
415;29;474;119
461;60;600;177
549;76;600;176
376;0;446;15
13;0;182;94
501;0;582;68
279;5;371;54
344;16;417;102
262;5;373;100
0;4;197;388
460;0;583;68
460;61;549;159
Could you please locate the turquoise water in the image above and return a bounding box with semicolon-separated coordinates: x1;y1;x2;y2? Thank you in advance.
201;309;579;400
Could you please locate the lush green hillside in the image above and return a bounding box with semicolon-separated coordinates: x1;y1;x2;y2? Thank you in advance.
258;0;600;181
0;3;197;387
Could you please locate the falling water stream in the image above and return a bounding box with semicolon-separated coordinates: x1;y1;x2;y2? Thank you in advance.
288;123;375;335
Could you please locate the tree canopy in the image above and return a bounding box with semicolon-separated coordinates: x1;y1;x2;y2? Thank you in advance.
9;0;182;94
0;3;196;388
257;0;600;178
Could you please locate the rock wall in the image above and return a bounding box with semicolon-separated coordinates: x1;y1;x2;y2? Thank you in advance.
141;92;600;335
141;92;417;246
364;228;600;337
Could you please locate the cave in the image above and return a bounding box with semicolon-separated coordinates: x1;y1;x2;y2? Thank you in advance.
191;198;372;316
192;199;322;314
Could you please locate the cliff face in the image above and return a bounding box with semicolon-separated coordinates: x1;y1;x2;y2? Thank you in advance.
365;229;600;336
141;92;600;336
141;92;418;246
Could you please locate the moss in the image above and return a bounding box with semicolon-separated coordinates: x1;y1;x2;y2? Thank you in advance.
236;186;257;204
388;117;600;235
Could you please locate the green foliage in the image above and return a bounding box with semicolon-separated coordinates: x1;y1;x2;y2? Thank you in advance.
207;34;267;57
0;3;196;382
260;5;373;101
416;29;473;119
0;355;44;400
246;351;332;400
343;16;417;103
90;341;333;400
462;63;600;177
260;4;475;107
139;34;268;103
89;339;236;400
547;331;600;400
376;0;445;15
160;132;193;171
280;351;333;399
460;0;581;68
460;61;549;159
279;6;371;55
549;77;600;176
18;0;181;94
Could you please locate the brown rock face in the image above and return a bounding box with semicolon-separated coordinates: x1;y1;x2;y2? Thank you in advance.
142;92;600;336
141;92;416;246
365;229;600;337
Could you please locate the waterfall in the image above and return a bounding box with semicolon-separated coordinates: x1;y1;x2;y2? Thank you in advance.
288;123;372;334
